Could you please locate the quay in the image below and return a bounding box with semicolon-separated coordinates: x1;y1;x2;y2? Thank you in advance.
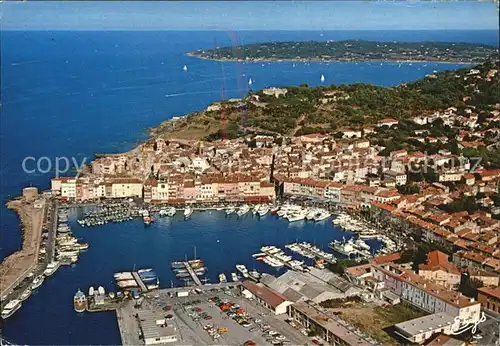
132;271;149;292
87;297;121;312
183;262;202;286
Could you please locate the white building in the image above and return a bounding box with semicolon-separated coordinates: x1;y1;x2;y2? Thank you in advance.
372;263;482;328
60;179;77;199
241;281;293;315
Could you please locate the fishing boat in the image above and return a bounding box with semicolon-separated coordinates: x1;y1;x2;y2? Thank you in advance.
218;273;227;283
231;272;239;282
19;288;32;301
184;207;193;219
1;300;22;319
31;275;44;290
43;261;60;276
73;289;87;313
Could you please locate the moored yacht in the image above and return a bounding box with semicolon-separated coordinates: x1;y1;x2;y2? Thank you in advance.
19;287;32;301
31;275;44;290
166;207;177;217
1;300;22;319
184;207;193;219
329;238;356;257
258;205;270;217
231;272;239;282
237;205;250;217
235;264;249;278
225;207;235;215
43;261;60;277
314;210;331;222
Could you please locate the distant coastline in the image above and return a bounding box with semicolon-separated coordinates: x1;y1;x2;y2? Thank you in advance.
188;39;499;64
186;52;475;64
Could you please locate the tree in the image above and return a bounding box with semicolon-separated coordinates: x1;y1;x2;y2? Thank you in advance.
459;273;484;299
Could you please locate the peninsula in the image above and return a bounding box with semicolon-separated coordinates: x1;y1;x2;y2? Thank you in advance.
151;60;500;152
188;40;498;63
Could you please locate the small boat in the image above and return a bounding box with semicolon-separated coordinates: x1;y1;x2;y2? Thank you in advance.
248;78;253;86
231;272;239;282
1;300;22;319
73;289;87;313
218;273;227;283
183;64;188;72
225;207;235;215
19;288;32;301
270;206;280;214
184;207;193;219
109;292;115;299
89;287;95;296
143;215;153;225
31;275;44;290
320;74;325;83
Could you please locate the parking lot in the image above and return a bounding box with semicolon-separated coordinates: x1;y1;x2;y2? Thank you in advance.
145;287;312;345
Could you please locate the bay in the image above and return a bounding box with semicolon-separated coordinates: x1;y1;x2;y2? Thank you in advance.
0;29;497;344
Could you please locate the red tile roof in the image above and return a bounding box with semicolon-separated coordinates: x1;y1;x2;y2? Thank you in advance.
241;281;288;308
419;250;460;275
372;252;401;265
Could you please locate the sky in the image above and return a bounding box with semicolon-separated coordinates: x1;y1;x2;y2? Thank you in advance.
1;1;499;31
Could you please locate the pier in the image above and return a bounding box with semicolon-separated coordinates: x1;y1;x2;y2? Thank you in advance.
132;271;149;292
183;262;202;286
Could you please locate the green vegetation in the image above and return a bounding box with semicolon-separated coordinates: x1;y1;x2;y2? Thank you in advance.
190;40;498;63
151;60;500;155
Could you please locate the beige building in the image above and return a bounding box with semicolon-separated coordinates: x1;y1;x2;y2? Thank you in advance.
418;251;461;289
110;178;143;198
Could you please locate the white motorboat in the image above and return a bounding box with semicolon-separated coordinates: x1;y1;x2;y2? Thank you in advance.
354;239;370;251
314;210;331;222
236;264;249;278
286;210;307;222
184;207;193;219
226;207;235;215
31;275;44;290
253;204;261;214
43;261;60;276
237;205;250;217
1;300;22;319
258;205;270;217
166;207;177;217
19;288;32;301
231;272;239;282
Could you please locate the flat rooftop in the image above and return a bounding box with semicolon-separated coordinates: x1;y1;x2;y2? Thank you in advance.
292;301;376;346
394;312;456;337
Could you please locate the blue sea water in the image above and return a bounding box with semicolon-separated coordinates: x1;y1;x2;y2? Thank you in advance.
0;30;498;344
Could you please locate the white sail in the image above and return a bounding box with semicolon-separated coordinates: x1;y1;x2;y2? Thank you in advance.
320;74;325;83
248;78;253;86
183;65;188;71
